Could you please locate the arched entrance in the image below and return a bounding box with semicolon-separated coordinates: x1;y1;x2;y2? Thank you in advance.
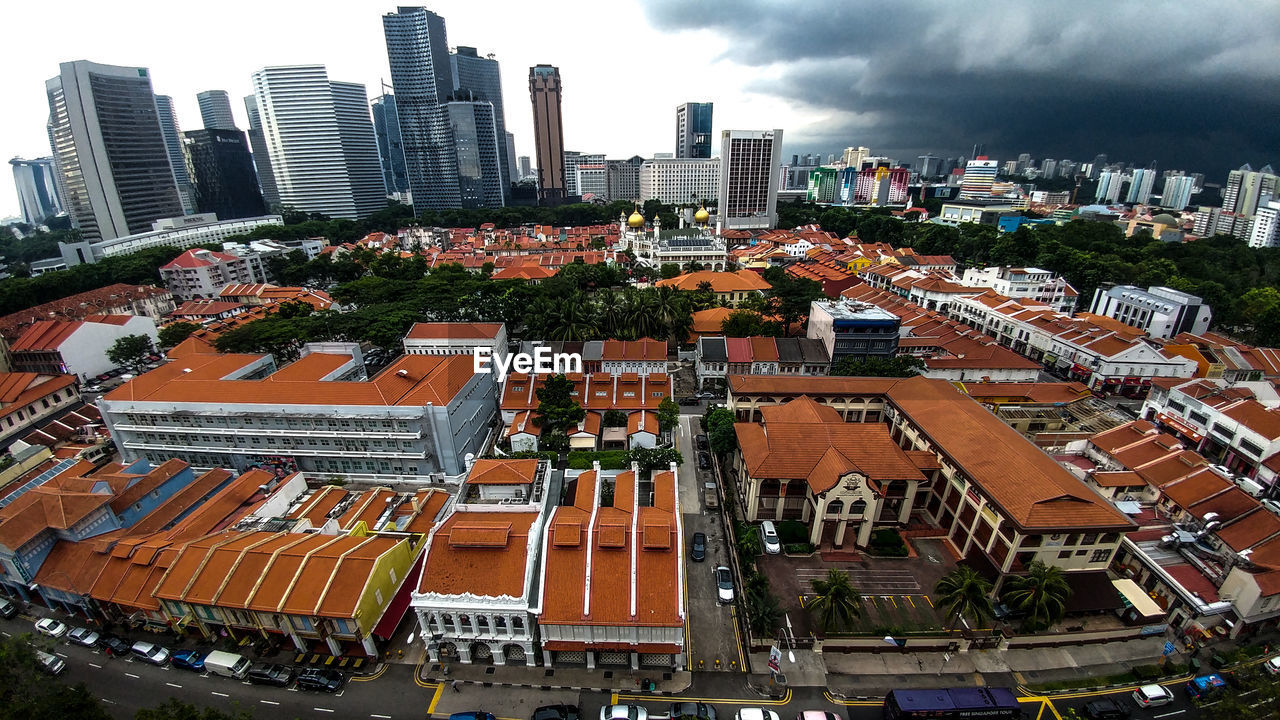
469;641;493;664
503;644;526;664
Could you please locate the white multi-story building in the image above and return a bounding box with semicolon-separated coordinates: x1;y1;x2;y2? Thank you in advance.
958;159;998;198
1089;285;1213;339
402;322;508;361
1096;172;1124;204
99;346;497;480
159;248;260;301
719;129;782;230
960;266;1079;313
1161;175;1196;210
1249;199;1280;249
58;213;283;268
1126;168;1157;205
250;65;386;219
10;315;159;381
639;158;720;205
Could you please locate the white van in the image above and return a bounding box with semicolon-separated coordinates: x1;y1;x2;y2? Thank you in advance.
760;520;781;554
1236;476;1266;498
203;650;251;680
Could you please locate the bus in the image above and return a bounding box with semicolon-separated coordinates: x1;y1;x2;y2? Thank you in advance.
884;688;1024;720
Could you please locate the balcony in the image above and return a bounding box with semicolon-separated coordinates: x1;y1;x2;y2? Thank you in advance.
112;424;422;440
121;440;426;460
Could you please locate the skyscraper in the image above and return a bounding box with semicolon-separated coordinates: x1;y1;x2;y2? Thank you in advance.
441;100;504;209
9;157;63;225
1126;167;1157;204
1088;154;1108;179
518;156;531;179
382;6;456;212
154;95;195;214
505;132;518;184
371;93;409;196
1222;164;1278;217
46;61;184;241
196;90;237;130
917;154;940;178
958;159;998;199
606;156;644;202
1095;171;1123;204
242;94;279;209
452;46;512;200
529;65;566;203
718;129;783;230
249;65;386;219
181;129;266;219
1040;159;1057;179
1161;175;1196;211
675;102;713;159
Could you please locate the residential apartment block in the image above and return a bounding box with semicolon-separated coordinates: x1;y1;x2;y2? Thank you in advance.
960;266;1079;314
160;249;261;302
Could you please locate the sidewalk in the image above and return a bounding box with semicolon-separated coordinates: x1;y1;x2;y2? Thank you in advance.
418;656;692;695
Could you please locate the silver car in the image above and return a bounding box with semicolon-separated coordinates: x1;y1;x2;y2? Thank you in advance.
715;566;734;604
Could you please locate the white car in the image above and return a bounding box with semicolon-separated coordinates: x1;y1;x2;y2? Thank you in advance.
715;565;734;604
1131;684;1174;708
67;626;100;647
600;706;648;720
130;640;171;665
736;710;781;720
34;618;68;638
761;521;781;555
1265;655;1280;675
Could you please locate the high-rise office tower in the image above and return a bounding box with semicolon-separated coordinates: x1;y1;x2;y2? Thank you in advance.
675;102;713;159
573;153;606;199
196;90;237;130
842;146;871;170
249;65;386;219
606;156;644;202
1015;153;1032;175
917;154;940;178
242;94;279;209
1088;154;1108;179
958;159;998;198
442;100;504;208
382;6;457;212
505;132;518;184
971;144;986;160
1040;159;1057;179
1161;175;1196;211
452;46;512;200
45;61;184;241
1126;166;1157;204
718;129;783;230
371;93;409;196
518;156;532;179
1095;171;1123;204
9;157;63;225
154;95;195;214
181;129;266;219
1222;164;1278;217
529;65;566;204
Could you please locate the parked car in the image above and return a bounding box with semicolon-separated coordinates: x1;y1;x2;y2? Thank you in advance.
203;650;251;679
67;626;100;648
761;520;781;555
696;435;708;450
1185;674;1227;700
171;649;208;672
796;712;842;720
1266;656;1280;675
531;705;580;720
95;373;112;382
296;667;344;692
714;565;734;604
698;452;711;470
0;597;18;618
690;532;706;562
34;618;68;638
84;384;104;393
600;706;648;720
247;662;295;687
130;640;171;665
670;702;717;720
735;710;780;720
33;649;65;676
1083;698;1130;720
695;391;716;399
97;634;131;658
1131;684;1174;709
451;713;497;720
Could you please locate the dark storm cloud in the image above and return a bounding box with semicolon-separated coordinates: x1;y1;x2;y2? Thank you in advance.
643;1;1280;178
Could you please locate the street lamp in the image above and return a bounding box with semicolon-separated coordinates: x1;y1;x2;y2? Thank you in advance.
783;613;796;662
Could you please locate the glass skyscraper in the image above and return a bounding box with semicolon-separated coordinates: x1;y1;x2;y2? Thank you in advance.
181;129;266;220
676;102;714;159
372;93;409;196
451;46;511;202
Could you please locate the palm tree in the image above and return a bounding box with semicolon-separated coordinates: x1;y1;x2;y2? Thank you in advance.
934;565;994;629
807;569;863;635
1002;560;1072;632
596;289;623;339
744;588;782;637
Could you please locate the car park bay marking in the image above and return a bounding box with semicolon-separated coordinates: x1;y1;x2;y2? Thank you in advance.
315;708;335;713
1154;712;1185;718
260;700;279;706
211;692;229;697
89;663;102;669
124;672;140;679
166;682;182;688
55;652;67;658
371;715;391;719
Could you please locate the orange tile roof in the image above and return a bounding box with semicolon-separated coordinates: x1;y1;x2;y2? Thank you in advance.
1222;400;1280;440
106;351;476;407
601;339;666;362
502;372;672;413
418;511;539;598
957;381;1092;405
1090;471;1147;488
0;373;77;420
405;322;504;340
173;300;243;317
10;320;82;352
656;270;772;293
466;459;539;485
0;284;171;341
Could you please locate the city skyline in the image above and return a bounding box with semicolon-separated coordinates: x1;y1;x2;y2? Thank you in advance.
4;0;1280;219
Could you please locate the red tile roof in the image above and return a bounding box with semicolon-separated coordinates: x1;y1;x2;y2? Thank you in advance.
656;270;772;293
405;322;504;340
161;249;241;269
10;320;83;352
418;511;539;598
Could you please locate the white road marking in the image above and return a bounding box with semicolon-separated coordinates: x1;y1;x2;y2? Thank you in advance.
315;708;335;713
1;631;9;637
55;652;67;658
89;662;102;668
1154;712;1185;718
125;672;140;679
260;700;280;705
166;682;182;688
101;698;116;705
371;714;391;719
211;691;229;697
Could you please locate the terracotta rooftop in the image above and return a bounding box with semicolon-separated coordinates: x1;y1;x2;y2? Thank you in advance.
0;284;170;341
656;270;772;293
466;459;540;486
418;511;539;598
0;373;77;421
405;322;504;340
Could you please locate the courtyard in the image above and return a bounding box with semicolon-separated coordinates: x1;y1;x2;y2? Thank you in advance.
755;537;960;640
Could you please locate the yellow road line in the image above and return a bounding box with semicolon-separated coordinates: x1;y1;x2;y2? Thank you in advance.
906;596;916;608
350;663;388;682
888;596;897;608
618;689;793;705
925;595;934;607
823;691;880;706
730;605;746;669
425;679;444;713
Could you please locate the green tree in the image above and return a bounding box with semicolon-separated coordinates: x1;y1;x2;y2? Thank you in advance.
808;568;864;635
135;699;256;720
761;269;825;335
0;634;112;720
1002;560;1072;632
627;446;683;475
744;587;783;636
105;333;154;370
659;263;683;280
721;310;767;337
831;355;926;378
157;322;201;348
705;407;738;456
934;565;994;629
602;409;628;427
535;374;586;436
656;396;680;434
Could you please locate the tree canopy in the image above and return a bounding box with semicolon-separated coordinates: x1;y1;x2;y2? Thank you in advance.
535;374;586;436
105;334;154;370
831;355;926;378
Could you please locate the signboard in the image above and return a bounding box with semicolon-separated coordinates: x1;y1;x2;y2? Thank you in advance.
768;645;782;673
1163;641;1176;656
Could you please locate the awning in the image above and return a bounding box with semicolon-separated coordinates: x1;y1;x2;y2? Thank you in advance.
372;553;424;641
1112;578;1164;619
1115;501;1143;515
1157;412;1203;442
1063;571;1124;613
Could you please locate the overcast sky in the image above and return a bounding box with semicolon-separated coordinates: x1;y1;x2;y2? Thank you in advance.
4;0;1278;220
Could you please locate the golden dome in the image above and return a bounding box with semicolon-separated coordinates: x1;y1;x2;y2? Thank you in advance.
694;206;710;224
627;210;645;228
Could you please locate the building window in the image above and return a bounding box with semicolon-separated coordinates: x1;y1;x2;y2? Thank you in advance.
1090;549;1112;563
